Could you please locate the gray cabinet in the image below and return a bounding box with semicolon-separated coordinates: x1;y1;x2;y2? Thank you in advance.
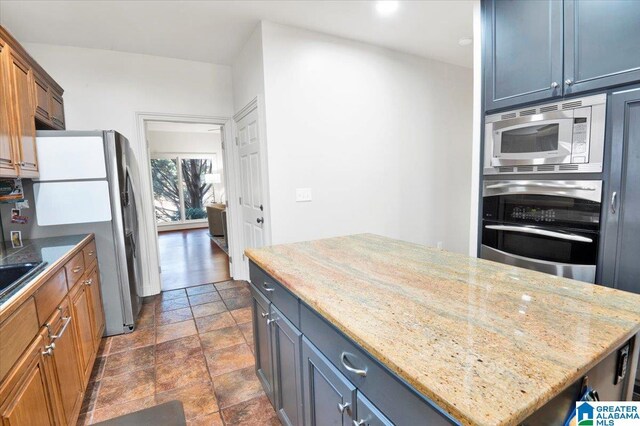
600;86;640;294
271;305;304;426
250;284;275;405
354;392;393;426
483;0;563;111
302;336;356;426
564;0;640;95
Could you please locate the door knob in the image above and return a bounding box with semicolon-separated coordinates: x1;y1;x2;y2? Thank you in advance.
551;82;559;89
259;204;263;211
257;217;264;224
565;79;573;86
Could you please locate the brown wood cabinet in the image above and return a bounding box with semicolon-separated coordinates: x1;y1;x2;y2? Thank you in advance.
0;236;104;426
0;332;57;426
0;25;65;180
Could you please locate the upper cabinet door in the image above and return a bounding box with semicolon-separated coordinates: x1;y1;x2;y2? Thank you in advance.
564;0;640;95
7;49;38;177
484;0;563;111
0;41;17;177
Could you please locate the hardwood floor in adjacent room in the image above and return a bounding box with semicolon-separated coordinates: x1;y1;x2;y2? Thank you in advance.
158;229;231;291
77;280;280;425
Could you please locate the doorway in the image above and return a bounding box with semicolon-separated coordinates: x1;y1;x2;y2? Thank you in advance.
145;120;231;291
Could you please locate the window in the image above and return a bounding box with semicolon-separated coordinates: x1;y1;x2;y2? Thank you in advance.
151;154;218;225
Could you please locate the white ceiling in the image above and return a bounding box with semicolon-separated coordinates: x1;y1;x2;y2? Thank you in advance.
0;0;474;68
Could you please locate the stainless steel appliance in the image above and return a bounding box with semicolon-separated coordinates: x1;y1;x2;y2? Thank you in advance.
480;180;602;283
484;94;606;175
32;130;142;335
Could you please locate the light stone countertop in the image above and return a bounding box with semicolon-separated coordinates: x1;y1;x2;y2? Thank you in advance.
246;233;640;426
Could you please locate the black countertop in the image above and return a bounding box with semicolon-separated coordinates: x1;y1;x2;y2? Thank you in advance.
0;234;90;306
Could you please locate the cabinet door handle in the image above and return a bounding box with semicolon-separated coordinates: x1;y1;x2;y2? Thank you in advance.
84;278;93;286
50;316;72;340
610;191;618;214
261;312;269;318
42;343;55;356
551;82;559;89
266;318;277;326
262;282;274;293
88;251;95;257
565;79;573;86
340;352;367;377
337;402;351;415
353;421;365;426
72;266;82;273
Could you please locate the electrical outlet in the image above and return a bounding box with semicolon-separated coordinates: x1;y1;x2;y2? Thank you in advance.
296;188;312;202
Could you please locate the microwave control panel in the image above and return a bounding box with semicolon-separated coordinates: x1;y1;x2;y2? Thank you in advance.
571;107;592;164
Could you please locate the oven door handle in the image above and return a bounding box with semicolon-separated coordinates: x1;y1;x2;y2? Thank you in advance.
485;225;593;243
485;182;597;191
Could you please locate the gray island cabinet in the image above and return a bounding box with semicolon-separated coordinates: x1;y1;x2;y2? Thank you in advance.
246;234;640;426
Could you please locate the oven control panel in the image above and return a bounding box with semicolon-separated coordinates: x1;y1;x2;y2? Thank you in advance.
511;207;557;223
571;107;592;164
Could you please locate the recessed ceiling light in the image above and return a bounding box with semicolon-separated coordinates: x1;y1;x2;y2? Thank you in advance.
376;1;399;16
458;37;473;47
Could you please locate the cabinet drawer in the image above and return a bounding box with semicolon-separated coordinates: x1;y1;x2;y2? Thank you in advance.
82;240;97;269
0;298;39;382
34;268;67;325
249;262;299;327
300;303;456;426
64;251;85;289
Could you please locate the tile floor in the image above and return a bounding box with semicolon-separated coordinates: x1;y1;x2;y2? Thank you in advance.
77;280;280;425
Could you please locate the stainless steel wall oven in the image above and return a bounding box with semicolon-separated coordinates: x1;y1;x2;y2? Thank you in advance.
481;180;602;283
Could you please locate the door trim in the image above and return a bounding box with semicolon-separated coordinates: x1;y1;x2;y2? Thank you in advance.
134;112;232;296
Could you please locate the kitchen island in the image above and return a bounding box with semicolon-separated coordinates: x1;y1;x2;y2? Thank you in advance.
246;234;640;426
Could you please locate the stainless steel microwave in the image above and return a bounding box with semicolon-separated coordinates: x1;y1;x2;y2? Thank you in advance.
484;94;606;175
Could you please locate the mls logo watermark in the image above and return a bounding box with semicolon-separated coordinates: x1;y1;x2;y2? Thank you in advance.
576;402;640;426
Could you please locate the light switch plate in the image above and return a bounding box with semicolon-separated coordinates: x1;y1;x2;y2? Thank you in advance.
296;188;312;202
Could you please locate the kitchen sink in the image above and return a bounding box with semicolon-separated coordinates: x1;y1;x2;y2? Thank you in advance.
0;262;48;299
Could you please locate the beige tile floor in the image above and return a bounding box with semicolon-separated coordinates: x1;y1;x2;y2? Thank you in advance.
77;280;280;425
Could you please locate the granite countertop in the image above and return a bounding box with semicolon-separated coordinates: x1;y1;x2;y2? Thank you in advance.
245;234;640;426
0;234;90;306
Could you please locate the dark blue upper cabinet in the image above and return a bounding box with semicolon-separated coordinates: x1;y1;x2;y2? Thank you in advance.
483;0;563;111
564;0;640;95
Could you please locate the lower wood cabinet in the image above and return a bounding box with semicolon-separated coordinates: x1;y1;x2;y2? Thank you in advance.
85;266;105;351
0;332;57;426
70;281;95;385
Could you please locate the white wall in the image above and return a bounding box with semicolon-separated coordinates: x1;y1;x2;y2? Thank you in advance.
148;130;226;203
23;43;234;295
260;23;473;253
232;24;266;111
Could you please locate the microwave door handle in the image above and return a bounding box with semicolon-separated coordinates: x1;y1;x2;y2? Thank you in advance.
485;182;597;191
484;225;593;243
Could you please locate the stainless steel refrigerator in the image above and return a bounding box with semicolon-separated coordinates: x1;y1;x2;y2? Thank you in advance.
33;130;142;336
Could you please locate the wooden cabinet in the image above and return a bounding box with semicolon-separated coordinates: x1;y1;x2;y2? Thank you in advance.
0;332;57;426
483;0;640;111
45;300;83;425
32;70;65;130
483;0;563;111
0;39;17;178
70;282;95;386
85;266;105;350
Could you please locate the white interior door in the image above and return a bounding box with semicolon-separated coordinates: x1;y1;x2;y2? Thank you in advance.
236;107;265;265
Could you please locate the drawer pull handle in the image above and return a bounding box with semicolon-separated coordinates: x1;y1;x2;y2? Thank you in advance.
266;318;277;326
337;402;351;415
50;316;72;340
42;343;55;356
84;278;93;286
341;352;367;377
262;282;274;293
353;421;365;426
72;266;82;273
261;312;269;318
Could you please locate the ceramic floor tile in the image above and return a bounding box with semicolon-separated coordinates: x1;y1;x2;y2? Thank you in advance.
223;295;252;311
186;411;224;426
194;312;236;334
156;319;197;344
142;294;159;305
88;356;106;384
155;380;218;419
221;395;280;425
218;287;251;300
103;345;155;378
238;321;254;344
214;280;247;291
155;353;209;393
159;288;187;300
186;284;216;296
96;367;155;407
200;325;246;352
136;303;155;329
205;343;255;377
191;301;228;318
97;337;112;357
189;292;222;306
91;395;156;424
156;296;190;313
155;334;202;365
109;328;155;354
213;366;265;409
157;307;193;325
230;307;252;324
80;380;100;414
